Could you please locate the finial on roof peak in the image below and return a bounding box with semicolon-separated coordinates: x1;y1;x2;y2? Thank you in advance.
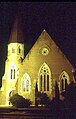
43;29;46;32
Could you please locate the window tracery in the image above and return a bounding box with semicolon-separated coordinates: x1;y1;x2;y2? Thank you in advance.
38;63;51;92
59;71;70;92
22;73;30;92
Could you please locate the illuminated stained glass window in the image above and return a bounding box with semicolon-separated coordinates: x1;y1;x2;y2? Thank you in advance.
23;79;29;91
39;63;51;92
22;73;30;92
59;71;70;92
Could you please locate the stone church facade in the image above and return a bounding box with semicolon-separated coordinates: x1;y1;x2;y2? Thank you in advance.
0;18;74;105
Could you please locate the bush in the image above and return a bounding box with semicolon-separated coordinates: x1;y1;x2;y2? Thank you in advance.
9;93;32;108
36;92;50;106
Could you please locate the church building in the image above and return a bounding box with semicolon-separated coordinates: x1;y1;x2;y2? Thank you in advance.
0;17;74;105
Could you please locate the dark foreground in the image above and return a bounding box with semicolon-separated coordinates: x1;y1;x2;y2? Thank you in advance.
0;107;76;119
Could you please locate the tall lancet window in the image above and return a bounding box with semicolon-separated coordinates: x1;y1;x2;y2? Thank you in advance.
47;75;49;91
59;71;70;92
10;67;16;80
12;48;15;53
19;46;21;54
40;75;42;91
22;73;31;92
38;63;52;92
14;69;15;79
11;69;13;79
9;63;17;80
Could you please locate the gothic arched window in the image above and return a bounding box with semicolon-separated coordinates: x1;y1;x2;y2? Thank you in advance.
38;63;52;92
59;71;70;92
22;73;30;92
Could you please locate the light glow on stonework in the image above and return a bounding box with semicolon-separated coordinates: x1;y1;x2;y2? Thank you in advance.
0;22;73;107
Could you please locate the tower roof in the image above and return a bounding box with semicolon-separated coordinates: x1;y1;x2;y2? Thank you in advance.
9;16;24;43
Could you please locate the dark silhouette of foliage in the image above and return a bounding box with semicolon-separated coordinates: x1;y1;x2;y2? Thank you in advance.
48;82;64;109
36;92;50;106
61;81;76;108
35;82;38;106
9;93;32;108
55;81;59;99
65;81;76;108
49;97;63;109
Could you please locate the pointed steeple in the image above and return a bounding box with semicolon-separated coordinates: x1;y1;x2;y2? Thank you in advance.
9;16;24;43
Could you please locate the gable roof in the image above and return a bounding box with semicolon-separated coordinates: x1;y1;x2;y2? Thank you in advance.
24;29;73;69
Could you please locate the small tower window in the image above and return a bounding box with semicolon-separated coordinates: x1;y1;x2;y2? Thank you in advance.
19;47;21;53
9;63;17;81
11;69;13;79
10;66;16;80
12;48;15;53
14;69;15;79
10;68;16;79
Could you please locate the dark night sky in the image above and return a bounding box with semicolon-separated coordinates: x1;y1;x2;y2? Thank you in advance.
0;2;76;84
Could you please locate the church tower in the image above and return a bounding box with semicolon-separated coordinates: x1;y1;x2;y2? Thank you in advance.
8;16;24;60
1;17;24;105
